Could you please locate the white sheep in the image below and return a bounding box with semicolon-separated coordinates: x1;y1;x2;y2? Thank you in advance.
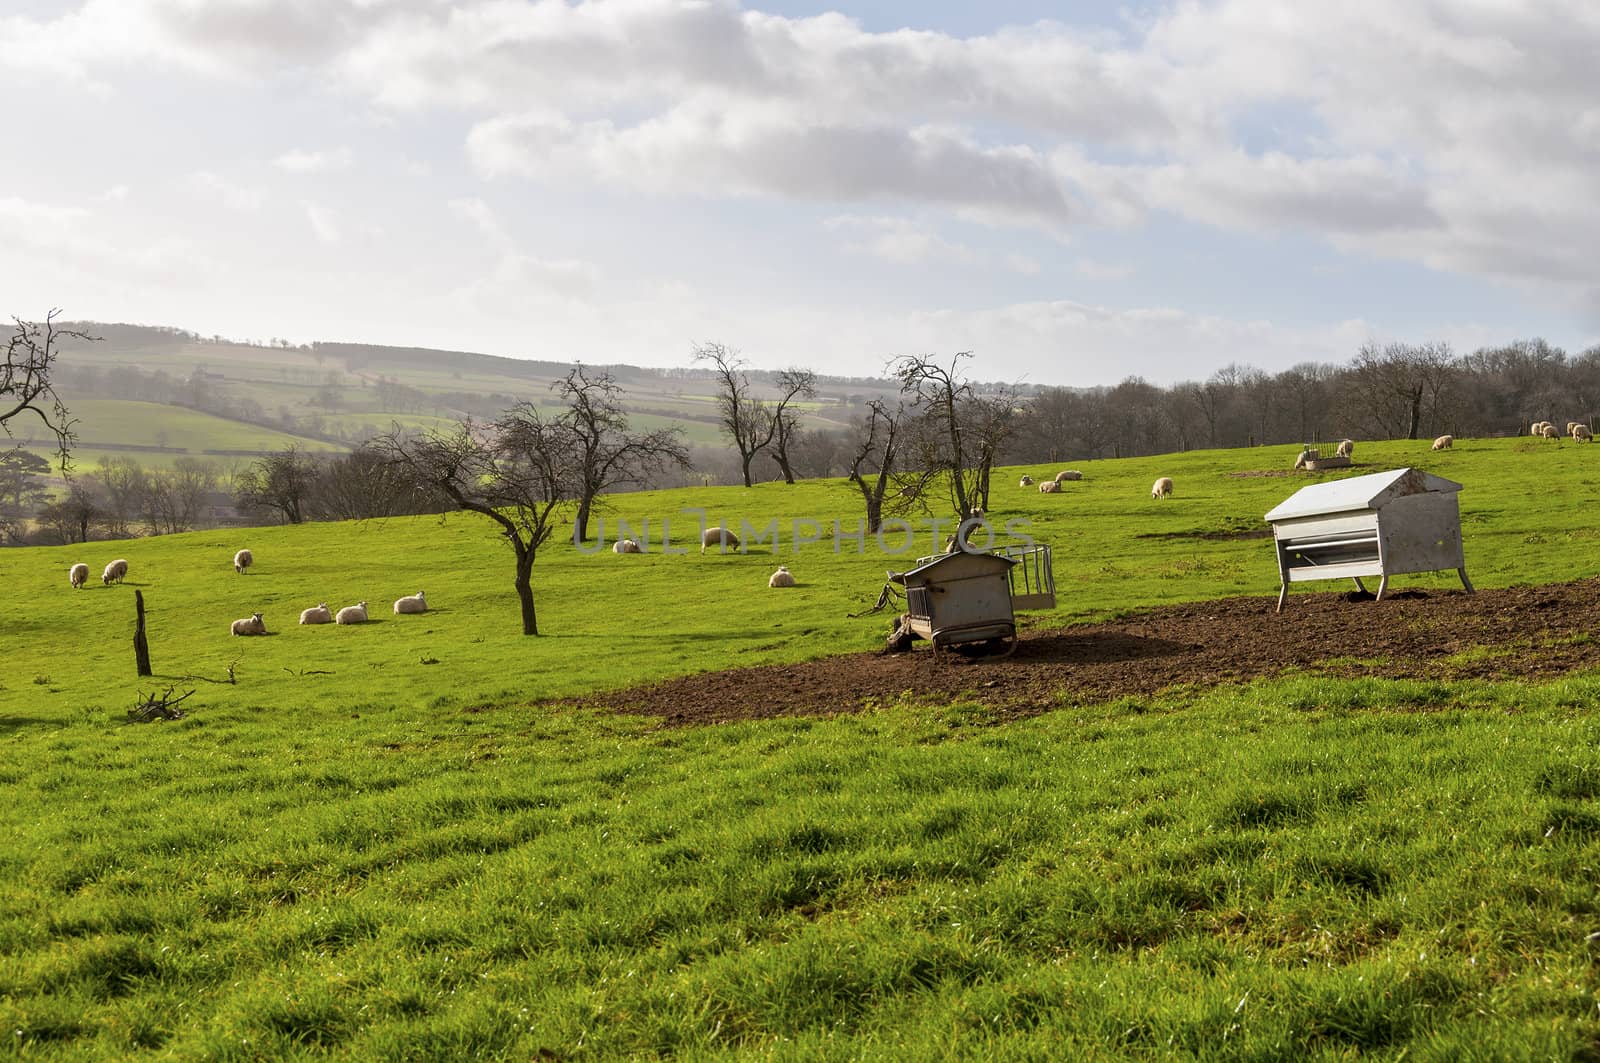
1292;449;1313;470
394;590;428;614
612;538;643;554
1574;425;1593;443
1566;422;1580;436
1432;434;1454;450
299;602;333;625
1038;480;1061;494
1531;421;1550;436
1541;425;1559;440
69;563;89;589
230;612;266;636
1018;474;1034;487
1151;477;1174;499
233;548;253;574
768;566;796;588
700;527;741;554
1054;470;1083;482
335;601;369;625
101;559;128;586
1335;439;1354;458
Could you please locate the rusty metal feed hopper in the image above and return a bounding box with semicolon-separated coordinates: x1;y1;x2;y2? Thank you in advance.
1264;467;1473;612
888;544;1055;656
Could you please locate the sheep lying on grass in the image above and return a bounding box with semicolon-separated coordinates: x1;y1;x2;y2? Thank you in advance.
69;563;89;589
1151;477;1174;499
299;603;333;625
394;591;428;614
1038;480;1061;494
230;612;266;636
234;548;253;574
102;559;128;586
1054;470;1082;482
613;538;643;554
1018;474;1034;487
768;566;796;588
701;527;741;554
1432;434;1454;450
335;602;368;625
1335;439;1354;458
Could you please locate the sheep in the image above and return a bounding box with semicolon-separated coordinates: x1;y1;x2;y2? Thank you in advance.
1054;470;1083;482
1531;421;1550;436
299;602;333;625
700;527;741;554
1335;439;1354;458
335;601;369;625
1574;425;1594;443
233;548;253;574
69;563;89;589
101;559;128;586
1038;479;1061;494
1566;422;1580;436
1018;474;1034;487
612;538;643;554
230;612;266;636
1293;449;1313;470
1151;477;1174;499
1541;425;1559;440
394;590;428;614
768;566;796;588
1432;434;1454;450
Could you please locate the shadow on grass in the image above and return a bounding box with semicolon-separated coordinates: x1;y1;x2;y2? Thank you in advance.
0;715;63;734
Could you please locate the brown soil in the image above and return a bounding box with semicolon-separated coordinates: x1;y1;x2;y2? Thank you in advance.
566;579;1600;727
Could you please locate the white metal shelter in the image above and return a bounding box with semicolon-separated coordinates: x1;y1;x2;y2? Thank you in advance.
1264;468;1473;612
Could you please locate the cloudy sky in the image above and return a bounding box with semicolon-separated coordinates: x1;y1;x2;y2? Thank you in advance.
3;0;1597;386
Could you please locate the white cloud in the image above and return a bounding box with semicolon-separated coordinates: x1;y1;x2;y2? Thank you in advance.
273;147;354;173
302;202;342;244
190;171;264;211
1074;258;1134;281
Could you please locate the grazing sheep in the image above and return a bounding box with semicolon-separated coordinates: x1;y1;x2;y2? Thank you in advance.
1532;421;1551;436
230;612;266;636
612;538;643;554
1335;439;1355;458
1432;434;1454;450
1018;474;1034;487
768;566;796;588
1151;477;1174;499
700;526;741;554
299;603;333;625
1293;449;1313;470
1038;479;1061;494
233;548;253;574
1574;425;1594;443
1054;470;1083;482
69;563;89;589
1541;425;1559;440
101;559;128;586
1567;422;1580;435
394;590;428;614
335;601;369;625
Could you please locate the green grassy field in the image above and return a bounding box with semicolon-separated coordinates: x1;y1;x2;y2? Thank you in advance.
4;437;1600;1058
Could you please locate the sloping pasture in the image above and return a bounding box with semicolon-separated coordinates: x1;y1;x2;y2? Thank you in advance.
3;436;1599;1057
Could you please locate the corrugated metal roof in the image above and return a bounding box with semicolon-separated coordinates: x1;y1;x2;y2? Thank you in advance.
1264;467;1462;522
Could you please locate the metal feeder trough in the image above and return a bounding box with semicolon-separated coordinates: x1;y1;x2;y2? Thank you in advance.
885;544;1055;657
1264;467;1473;612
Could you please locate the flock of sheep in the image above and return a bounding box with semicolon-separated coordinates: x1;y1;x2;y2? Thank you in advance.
615;526;796;587
1021;469;1174;499
68;547;430;637
1532;420;1593;442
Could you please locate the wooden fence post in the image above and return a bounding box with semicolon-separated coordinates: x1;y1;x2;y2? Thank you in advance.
134;590;152;677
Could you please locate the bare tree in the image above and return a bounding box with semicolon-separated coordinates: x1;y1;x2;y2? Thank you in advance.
556;366;690;543
36;482;100;543
768;367;817;484
375;414;572;636
696;342;777;487
1344;342;1458;440
312;446;446;520
94;457;148;538
4;310;92;470
890;352;1015;518
234;445;320;524
845;399;937;533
